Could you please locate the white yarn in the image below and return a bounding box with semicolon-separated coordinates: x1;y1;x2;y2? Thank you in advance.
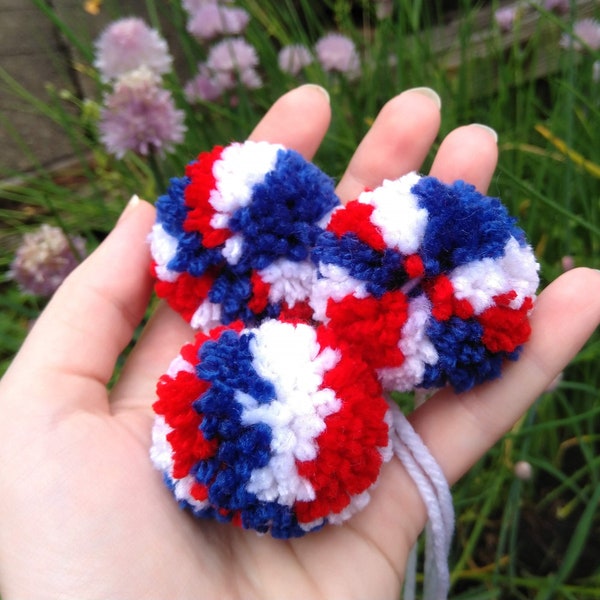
149;223;180;282
450;236;540;314
388;401;454;600
310;263;369;322
222;233;245;265
165;355;195;378
150;418;211;511
211;141;282;213
190;299;223;331
377;294;439;391
258;259;317;307
358;173;428;255
240;321;342;505
150;416;174;472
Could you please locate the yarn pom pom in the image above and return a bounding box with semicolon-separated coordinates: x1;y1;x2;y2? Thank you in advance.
312;173;539;392
151;319;392;538
150;141;339;329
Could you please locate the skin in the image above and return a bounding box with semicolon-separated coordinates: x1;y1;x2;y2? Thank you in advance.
0;85;599;600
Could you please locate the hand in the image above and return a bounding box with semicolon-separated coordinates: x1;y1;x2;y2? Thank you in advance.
0;85;599;600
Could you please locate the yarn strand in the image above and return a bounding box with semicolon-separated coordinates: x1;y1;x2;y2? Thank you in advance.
389;401;454;600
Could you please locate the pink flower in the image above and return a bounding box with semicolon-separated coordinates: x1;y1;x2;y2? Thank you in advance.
278;44;313;76
184;63;226;102
205;37;262;90
237;67;262;89
182;0;222;14
187;3;250;40
8;224;86;297
99;66;186;158
561;18;600;51
375;0;393;19
315;33;360;78
94;17;172;81
561;255;575;271
513;461;533;481
207;37;258;72
494;5;519;33
544;0;569;14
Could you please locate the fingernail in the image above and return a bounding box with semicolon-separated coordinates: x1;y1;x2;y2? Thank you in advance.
471;123;498;143
299;83;330;104
405;87;442;110
117;194;141;224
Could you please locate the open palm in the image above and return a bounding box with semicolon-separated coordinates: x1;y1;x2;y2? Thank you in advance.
1;85;599;600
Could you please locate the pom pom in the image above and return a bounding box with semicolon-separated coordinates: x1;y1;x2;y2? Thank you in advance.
150;141;339;329
150;143;540;538
312;175;540;392
151;320;392;538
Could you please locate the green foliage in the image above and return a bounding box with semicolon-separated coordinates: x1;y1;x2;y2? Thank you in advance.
1;0;599;597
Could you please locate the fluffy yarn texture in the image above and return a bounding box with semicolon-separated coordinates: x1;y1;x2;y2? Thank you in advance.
149;141;540;539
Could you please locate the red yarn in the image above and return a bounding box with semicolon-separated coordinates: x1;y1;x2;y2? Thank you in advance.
279;300;315;323
327;201;387;252
190;482;209;502
248;272;271;314
325;291;408;370
479;294;533;353
424;274;474;321
154;271;215;322
295;329;388;523
404;254;425;278
183;146;232;248
153;370;216;479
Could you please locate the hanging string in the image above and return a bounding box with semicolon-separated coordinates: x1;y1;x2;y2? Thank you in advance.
388;402;455;600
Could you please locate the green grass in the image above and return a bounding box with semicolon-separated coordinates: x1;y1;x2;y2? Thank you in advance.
1;0;599;597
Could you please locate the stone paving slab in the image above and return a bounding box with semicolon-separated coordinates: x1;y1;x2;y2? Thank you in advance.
0;0;150;176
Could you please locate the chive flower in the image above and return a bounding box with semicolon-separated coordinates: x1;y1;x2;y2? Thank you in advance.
94;17;172;81
315;33;360;79
99;66;186;158
9;224;86;297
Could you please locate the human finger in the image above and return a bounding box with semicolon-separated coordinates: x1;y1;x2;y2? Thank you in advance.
344;268;600;568
0;198;156;419
248;83;332;159
335;87;442;202
411;267;600;485
429;124;499;193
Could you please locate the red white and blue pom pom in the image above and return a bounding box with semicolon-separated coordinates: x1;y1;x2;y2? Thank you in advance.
312;174;539;392
150;140;339;329
150;141;540;539
150;319;392;538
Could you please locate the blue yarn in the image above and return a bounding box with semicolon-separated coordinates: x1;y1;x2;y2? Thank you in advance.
196;330;276;407
168;233;223;276
240;501;317;538
422;316;507;392
411;177;524;276
156;174;226;277
180;326;330;536
313;231;408;297
155;175;189;238
187;330;275;514
206;271;281;325
228;149;340;272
